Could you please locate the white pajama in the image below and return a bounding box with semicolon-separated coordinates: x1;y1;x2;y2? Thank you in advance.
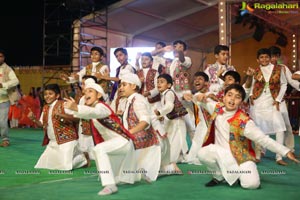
35;101;87;170
197;102;290;188
72;102;136;186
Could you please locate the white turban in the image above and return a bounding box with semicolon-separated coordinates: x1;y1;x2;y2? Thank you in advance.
84;78;96;85
120;73;141;88
85;82;105;97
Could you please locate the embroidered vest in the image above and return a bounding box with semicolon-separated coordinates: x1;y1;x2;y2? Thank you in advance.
81;119;92;136
215;89;225;102
252;65;281;100
89;102;135;145
42;100;78;146
86;63;110;93
173;60;190;91
203;103;256;165
164;90;188;120
127;97;159;149
137;68;161;103
206;63;220;84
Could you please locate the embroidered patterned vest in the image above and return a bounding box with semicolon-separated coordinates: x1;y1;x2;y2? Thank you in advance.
137;68;161;103
215;89;225;102
81;119;92;136
206;63;220;84
89;102;135;145
173;60;190;91
164;90;188;120
42;100;78;146
252;65;281;100
203;103;256;165
86;63;110;93
127;97;159;149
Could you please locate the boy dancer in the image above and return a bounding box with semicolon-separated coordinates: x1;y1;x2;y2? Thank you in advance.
28;84;88;170
269;46;299;158
109;47;136;101
182;72;210;164
60;47;109;86
196;84;298;189
204;45;235;94
119;73;161;182
136;52;160;108
64;82;136;195
154;74;188;169
249;48;287;165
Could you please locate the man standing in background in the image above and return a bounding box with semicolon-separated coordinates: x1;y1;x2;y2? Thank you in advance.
0;49;20;147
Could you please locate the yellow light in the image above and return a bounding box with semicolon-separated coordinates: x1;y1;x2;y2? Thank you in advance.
220;16;224;19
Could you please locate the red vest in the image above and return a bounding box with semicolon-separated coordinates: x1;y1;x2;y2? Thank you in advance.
252;65;281;100
164;90;188;119
127;97;159;149
90;102;135;145
81;119;92;136
42;100;78;146
203;103;256;165
137;68;161;103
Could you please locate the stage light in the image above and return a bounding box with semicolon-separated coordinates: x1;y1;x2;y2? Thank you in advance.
292;33;297;69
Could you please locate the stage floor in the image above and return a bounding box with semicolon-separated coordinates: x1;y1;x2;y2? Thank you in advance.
0;128;299;200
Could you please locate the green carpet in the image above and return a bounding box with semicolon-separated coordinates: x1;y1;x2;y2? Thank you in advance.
0;128;299;200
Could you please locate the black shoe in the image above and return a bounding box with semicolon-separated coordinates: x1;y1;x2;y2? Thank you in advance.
205;178;224;187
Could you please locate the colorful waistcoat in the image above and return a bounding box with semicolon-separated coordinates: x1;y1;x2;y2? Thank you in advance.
81;119;92;136
173;60;190;91
202;103;256;165
42;100;78;146
215;89;225;102
137;68;161;103
164;90;188;120
206;63;235;84
252;65;281;100
127;97;159;149
90;102;135;145
86;63;110;93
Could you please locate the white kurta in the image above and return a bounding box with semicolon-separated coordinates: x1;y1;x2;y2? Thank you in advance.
197;102;290;187
35;100;87;170
76;96;95;160
157;89;188;163
184;92;211;165
68;62;109;83
73;102;136;185
152;55;166;71
123;93;161;181
204;62;235;95
249;64;287;134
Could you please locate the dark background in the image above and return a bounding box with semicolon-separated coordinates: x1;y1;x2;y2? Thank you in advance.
0;1;44;66
0;0;119;66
